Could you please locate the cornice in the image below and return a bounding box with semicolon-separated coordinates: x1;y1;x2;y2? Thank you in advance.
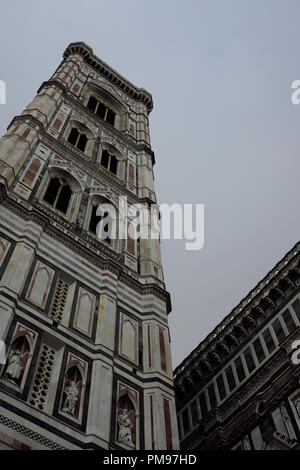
63;42;153;113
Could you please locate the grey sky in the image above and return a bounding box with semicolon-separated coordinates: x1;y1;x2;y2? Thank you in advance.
1;0;300;368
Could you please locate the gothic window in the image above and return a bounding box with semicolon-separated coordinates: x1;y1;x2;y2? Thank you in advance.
87;96;116;127
67;127;87;152
43;177;72;214
89;204;112;244
101;150;118;175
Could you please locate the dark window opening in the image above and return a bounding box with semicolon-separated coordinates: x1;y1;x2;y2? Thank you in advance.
234;356;246;382
68;127;87;152
96;102;106;119
87;96;97;112
272;318;286;344
68;127;79;146
207;383;217;409
225;365;236;392
282;309;296;334
89;205;111;244
87;95;116;127
182;409;190;435
43;177;61;206
43;177;72;214
253;337;266;364
216;374;227;401
110;155;118;174
77;133;87;152
101;150;118;175
190;400;199;427
292;299;300;322
106;108;115;126
101;150;109;169
262;328;276;354
199;392;208;418
244;347;256;373
56;184;72;214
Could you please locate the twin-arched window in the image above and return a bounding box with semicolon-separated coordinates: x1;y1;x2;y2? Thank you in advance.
43;177;72;214
67;127;87;152
101;149;118;175
89;204;112;244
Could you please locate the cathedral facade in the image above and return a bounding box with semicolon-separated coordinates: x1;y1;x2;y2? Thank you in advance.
175;242;300;450
0;42;179;450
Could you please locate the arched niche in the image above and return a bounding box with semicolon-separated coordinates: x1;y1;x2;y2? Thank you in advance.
60;365;84;419
117;394;137;448
3;335;31;387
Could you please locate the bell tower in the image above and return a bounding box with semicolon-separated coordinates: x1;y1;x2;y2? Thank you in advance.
0;42;179;450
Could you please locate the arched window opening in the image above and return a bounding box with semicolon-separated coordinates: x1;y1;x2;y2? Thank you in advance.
101;149;118;175
101;150;109;169
89;204;112;244
87;96;115;127
43;177;72;214
67;127;87;152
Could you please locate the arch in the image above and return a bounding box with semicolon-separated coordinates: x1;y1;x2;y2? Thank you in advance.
3;335;30;386
47;166;84;193
61;365;83;418
27;265;52;308
68;119;95;140
43;177;72;214
117;394;137;448
87;80;127;113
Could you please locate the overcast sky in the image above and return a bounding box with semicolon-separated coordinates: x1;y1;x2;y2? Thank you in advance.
1;0;300;368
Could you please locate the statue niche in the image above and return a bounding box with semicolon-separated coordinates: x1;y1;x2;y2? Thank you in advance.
3;336;30;386
117;394;137;448
61;365;83;418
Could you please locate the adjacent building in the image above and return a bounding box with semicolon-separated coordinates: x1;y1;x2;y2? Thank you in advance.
174;242;300;450
0;42;179;450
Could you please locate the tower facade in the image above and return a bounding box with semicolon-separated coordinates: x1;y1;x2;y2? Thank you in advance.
0;42;179;450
